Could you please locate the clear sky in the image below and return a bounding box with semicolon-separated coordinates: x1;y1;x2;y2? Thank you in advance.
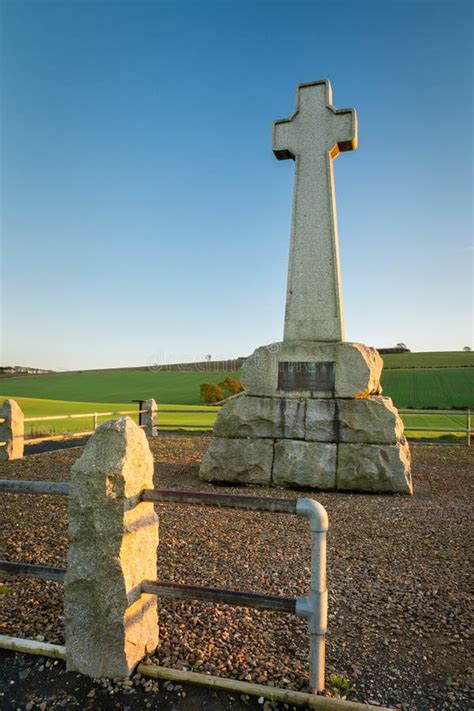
1;0;472;370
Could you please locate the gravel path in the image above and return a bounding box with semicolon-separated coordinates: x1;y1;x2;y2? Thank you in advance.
1;439;472;710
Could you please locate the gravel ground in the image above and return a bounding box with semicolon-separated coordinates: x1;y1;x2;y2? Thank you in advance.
1;438;473;710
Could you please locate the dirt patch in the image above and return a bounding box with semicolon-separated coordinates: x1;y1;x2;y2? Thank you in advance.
1;439;473;710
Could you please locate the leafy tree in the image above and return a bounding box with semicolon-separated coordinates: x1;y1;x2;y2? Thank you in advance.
463;346;472;352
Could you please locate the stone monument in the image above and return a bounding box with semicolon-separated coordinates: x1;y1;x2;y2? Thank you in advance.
200;80;412;494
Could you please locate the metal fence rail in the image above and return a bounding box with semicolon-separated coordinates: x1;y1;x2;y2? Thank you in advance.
0;478;328;694
21;402;218;443
400;408;472;446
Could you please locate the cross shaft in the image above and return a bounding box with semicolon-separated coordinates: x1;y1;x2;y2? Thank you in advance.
273;80;357;342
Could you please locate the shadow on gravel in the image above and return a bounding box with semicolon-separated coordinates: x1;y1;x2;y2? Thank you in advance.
0;650;263;711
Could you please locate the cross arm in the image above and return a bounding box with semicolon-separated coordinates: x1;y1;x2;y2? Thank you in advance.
328;106;358;158
273;118;297;161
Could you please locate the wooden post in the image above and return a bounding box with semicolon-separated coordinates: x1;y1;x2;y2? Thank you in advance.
467;409;471;447
92;413;98;431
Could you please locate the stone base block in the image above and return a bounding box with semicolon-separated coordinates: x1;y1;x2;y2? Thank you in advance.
273;440;336;489
199;436;412;494
241;340;382;399
337;442;412;494
306;396;404;444
213;394;304;439
199;437;273;484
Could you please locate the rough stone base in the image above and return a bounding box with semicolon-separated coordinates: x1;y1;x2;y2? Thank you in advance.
200;339;412;494
200;436;412;494
212;393;404;444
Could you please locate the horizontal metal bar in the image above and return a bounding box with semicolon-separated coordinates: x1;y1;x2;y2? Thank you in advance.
403;427;470;432
24;409;145;422
23;431;93;444
142;580;296;612
399;409;470;415
156;423;213;429
141;488;297;514
0;560;66;582
158;409;219;414
0;480;70;496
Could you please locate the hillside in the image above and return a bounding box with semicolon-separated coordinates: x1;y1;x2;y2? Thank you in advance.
0;352;472;409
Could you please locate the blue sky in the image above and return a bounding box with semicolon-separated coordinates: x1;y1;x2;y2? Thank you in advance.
1;0;472;370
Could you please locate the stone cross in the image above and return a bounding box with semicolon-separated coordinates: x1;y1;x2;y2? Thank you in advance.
273;80;357;343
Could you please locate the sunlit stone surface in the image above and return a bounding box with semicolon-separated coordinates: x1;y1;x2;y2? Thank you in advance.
65;418;159;677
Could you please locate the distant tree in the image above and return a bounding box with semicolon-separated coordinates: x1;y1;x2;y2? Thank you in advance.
200;382;224;404
205;354;212;361
219;377;244;396
463;346;472;351
396;342;407;349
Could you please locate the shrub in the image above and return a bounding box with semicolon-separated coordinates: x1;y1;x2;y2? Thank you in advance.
218;377;244;396
200;383;224;404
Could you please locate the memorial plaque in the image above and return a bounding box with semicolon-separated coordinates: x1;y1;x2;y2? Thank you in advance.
278;361;335;393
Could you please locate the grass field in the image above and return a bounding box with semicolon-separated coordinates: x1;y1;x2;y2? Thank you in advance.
1;353;472;409
1;396;217;437
0;352;472;441
380;368;473;409
0;370;241;406
381;351;473;369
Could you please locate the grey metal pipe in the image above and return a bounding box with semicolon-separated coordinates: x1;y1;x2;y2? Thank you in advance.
0;479;70;496
142;579;296;612
141;488;297;514
0;560;66;581
295;498;329;693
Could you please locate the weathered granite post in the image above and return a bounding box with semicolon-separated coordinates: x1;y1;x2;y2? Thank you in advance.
142;398;158;437
200;81;412;494
0;399;24;461
65;417;159;677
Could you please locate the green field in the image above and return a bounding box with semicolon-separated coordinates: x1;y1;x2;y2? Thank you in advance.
380;368;473;409
1;396;217;437
381;351;473;369
0;351;472;441
1;352;472;410
0;370;240;406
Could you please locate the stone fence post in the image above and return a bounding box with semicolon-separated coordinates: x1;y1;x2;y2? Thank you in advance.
0;399;24;461
65;417;159;678
142;398;158;437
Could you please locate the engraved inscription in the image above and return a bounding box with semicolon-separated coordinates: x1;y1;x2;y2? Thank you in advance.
278;361;335;393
